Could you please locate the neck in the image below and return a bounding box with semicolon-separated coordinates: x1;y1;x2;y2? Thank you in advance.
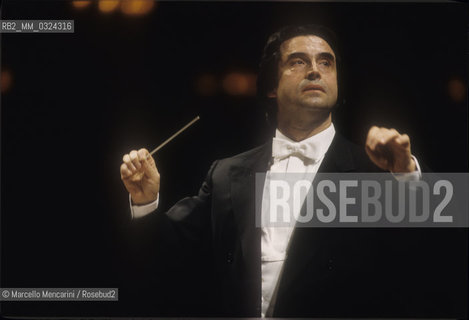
277;113;332;142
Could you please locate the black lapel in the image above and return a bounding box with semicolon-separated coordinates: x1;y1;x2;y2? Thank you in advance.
317;132;358;173
229;142;272;286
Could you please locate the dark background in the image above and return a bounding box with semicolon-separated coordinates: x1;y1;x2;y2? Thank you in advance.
1;0;468;317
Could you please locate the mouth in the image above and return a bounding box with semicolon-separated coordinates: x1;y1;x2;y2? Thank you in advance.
302;84;325;93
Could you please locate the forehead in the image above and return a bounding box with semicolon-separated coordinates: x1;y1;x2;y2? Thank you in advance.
279;35;335;58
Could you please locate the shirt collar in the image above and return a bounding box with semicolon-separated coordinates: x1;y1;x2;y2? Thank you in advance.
274;123;336;159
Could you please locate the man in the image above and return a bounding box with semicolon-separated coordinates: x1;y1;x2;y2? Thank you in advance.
120;25;430;317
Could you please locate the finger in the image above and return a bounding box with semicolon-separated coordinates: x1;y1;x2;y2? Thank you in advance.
366;144;384;163
378;128;400;146
369;128;399;151
129;150;142;170
380;157;389;169
394;133;410;148
365;145;391;171
365;145;374;160
385;135;411;157
366;126;380;151
138;148;151;162
138;148;154;163
385;128;400;141
120;163;133;179
367;126;379;138
368;126;379;134
138;148;158;171
123;153;137;172
138;149;160;180
138;148;157;168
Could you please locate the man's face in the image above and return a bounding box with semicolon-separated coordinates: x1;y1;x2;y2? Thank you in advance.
270;35;338;121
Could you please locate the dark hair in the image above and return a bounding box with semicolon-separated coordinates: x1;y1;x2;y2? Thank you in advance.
257;24;344;126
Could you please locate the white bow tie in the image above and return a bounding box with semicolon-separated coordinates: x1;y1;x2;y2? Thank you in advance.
272;138;320;163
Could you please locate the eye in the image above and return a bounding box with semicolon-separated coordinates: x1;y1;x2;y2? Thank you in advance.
290;59;305;66
318;60;332;67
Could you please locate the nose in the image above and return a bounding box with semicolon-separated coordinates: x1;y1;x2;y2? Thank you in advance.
307;71;320;81
306;62;321;81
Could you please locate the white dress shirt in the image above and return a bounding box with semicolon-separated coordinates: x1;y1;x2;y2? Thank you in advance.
129;124;421;317
260;124;336;317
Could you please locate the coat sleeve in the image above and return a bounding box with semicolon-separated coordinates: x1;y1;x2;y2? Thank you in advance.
159;160;220;250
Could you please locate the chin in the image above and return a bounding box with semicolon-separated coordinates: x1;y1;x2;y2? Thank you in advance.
300;101;333;111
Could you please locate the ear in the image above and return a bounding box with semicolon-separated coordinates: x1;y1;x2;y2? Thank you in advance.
267;89;277;98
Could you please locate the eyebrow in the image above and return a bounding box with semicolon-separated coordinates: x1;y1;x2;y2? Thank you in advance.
316;52;335;62
285;52;335;63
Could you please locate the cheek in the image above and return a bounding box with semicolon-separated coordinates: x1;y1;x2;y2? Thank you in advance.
277;76;294;93
279;72;301;89
326;75;338;95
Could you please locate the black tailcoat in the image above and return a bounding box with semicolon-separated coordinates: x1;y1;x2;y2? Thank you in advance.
151;133;466;318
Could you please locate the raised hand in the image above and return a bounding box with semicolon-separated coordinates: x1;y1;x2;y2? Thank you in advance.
365;126;416;173
120;148;160;205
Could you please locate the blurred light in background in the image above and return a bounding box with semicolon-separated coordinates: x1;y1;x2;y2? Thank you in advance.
98;0;120;13
222;72;257;96
1;69;13;94
447;77;466;103
72;0;92;9
120;0;155;16
195;74;218;96
73;0;156;16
